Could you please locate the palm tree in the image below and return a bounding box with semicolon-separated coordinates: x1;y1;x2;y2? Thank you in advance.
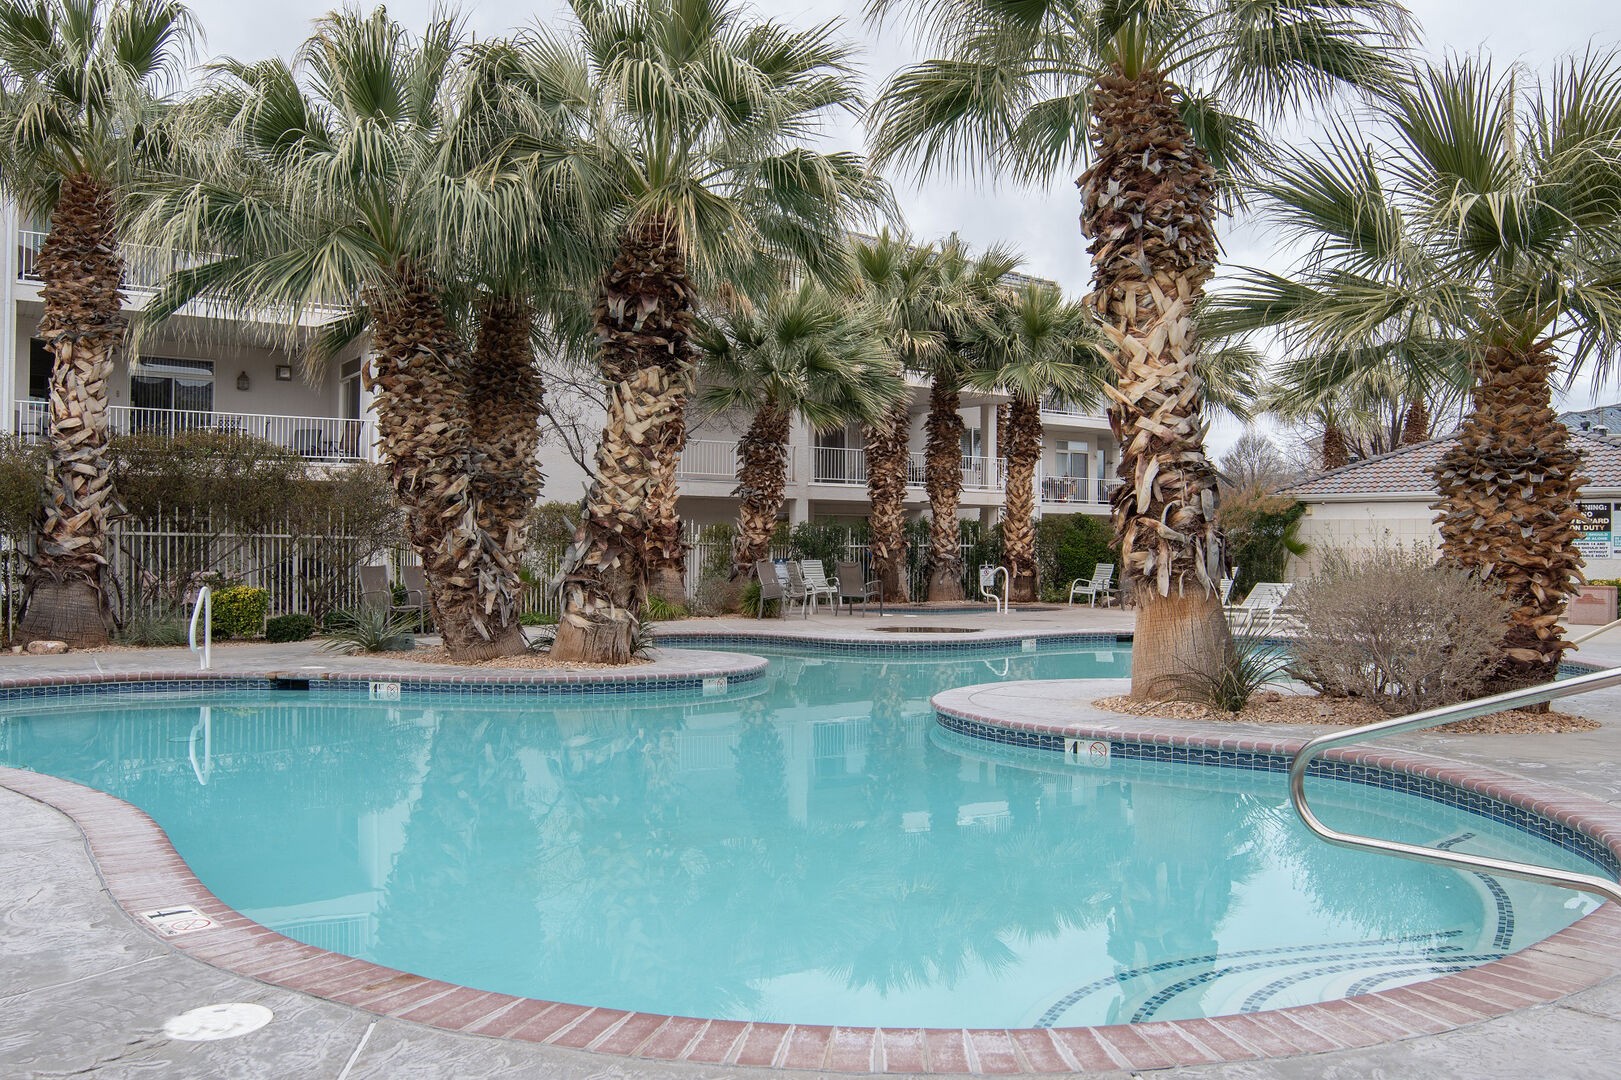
0;0;197;645
1205;54;1621;687
505;0;888;662
919;235;1020;601
966;284;1107;601
696;282;903;579
868;0;1413;696
850;231;944;603
130;9;589;659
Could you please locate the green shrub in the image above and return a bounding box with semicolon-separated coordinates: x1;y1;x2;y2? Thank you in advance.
520;610;559;626
212;585;269;639
740;579;779;617
322;607;416;653
1220;492;1307;594
1164;636;1292;713
265;613;316;642
1034;514;1117;601
789;521;850;576
644;595;687;621
697;522;737;581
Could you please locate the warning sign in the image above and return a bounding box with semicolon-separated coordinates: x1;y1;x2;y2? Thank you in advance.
140;906;217;937
1576;502;1613;560
1064;738;1112;768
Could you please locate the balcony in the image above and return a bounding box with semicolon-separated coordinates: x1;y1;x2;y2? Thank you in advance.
15;400;378;463
1041;395;1107;422
17;229;211;292
675;439;794;483
811;446;1004;491
1036;467;1109;506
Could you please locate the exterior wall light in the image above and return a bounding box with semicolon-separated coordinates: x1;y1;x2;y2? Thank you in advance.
236;371;250;391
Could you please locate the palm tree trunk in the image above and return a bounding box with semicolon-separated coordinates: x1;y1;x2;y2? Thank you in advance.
1079;68;1230;698
552;217;695;663
1001;396;1042;603
1400;400;1430;446
1322;422;1351;469
864;400;912;603
1434;345;1582;688
731;404;791;578
17;174;124;647
924;373;966;600
366;259;498;656
465;294;542;658
645;409;689;608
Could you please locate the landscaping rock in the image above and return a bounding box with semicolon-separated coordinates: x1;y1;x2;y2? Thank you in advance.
24;640;69;655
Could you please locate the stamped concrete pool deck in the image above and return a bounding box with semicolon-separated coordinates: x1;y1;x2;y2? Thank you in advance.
3;608;1621;1078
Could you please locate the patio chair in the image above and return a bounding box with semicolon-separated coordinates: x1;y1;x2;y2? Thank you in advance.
358;565;392;612
1218;574;1238;605
399;564;432;629
1068;563;1116;607
1226;582;1296;635
835;561;883;616
753;560;785;618
784;560;814;619
799;560;838;612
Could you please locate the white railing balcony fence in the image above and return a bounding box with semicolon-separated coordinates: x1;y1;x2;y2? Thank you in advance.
1041;396;1107;421
959;454;1004;491
17;229;217;292
813;446;1006;490
1036;467;1109;505
14;400;378;463
674;439;794;483
812;445;867;485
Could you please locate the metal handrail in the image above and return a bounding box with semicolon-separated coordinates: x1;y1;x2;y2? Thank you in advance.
188;586;212;671
1289;665;1621;904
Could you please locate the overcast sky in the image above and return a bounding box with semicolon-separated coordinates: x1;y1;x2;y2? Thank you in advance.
178;0;1620;453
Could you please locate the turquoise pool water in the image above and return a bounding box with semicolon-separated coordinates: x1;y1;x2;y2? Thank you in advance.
0;641;1604;1028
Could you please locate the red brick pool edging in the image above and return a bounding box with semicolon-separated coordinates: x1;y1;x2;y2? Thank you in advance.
5;684;1621;1073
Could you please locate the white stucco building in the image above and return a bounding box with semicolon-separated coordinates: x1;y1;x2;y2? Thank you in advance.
1281;430;1621;581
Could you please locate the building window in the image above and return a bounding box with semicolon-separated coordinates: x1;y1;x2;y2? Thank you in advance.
131;357;215;419
27;339;52;400
1054;439;1089;478
960;428;982;458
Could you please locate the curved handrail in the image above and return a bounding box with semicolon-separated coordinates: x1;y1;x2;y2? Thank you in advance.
1288;665;1621;904
188;586;212;671
979;565;1009;616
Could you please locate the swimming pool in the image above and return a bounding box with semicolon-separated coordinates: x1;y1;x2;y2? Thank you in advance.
0;639;1606;1030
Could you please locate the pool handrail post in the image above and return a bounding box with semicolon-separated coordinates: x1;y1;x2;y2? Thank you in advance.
189;586;212;671
1288;664;1621;905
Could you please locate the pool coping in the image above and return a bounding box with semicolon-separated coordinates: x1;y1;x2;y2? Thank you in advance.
1;644;1619;1073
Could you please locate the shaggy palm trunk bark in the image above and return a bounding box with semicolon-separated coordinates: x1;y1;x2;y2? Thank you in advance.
1434;345;1582;688
1321;422;1351;469
730;404;791;579
18;174;123;647
1001;396;1043;603
645;410;689;608
1401;400;1430;446
864;400;913;603
465;294;542;658
553;218;694;663
1079;68;1230;698
924;374;966;600
366;260;495;655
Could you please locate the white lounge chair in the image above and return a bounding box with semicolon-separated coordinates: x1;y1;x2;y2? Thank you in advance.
799;560;838;612
1068;563;1116;607
1226;582;1295;634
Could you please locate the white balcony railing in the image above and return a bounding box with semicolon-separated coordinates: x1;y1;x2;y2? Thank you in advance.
1041;396;1107;421
1036;466;1109;505
674;439;794;483
15;400;378;463
16;229;214;292
813;446;1005;491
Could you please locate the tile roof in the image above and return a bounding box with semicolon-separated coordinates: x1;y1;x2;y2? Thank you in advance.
1281;430;1621;498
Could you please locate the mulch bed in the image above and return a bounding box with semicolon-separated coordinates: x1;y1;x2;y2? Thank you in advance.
1094;692;1599;735
379;646;650;671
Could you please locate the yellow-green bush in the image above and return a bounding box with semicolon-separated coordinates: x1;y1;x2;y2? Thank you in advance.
212;585;269;639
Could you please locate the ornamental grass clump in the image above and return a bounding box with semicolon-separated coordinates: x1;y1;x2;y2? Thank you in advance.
1289;547;1511;715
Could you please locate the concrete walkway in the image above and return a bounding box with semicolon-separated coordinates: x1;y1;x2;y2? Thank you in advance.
2;608;1619;1078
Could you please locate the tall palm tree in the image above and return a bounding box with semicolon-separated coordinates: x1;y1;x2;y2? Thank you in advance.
919;235;1019;601
0;0;196;645
696;282;903;579
868;0;1414;696
966;283;1107;601
1205;54;1621;687
850;231;944;603
506;0;888;662
131;9;587;659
